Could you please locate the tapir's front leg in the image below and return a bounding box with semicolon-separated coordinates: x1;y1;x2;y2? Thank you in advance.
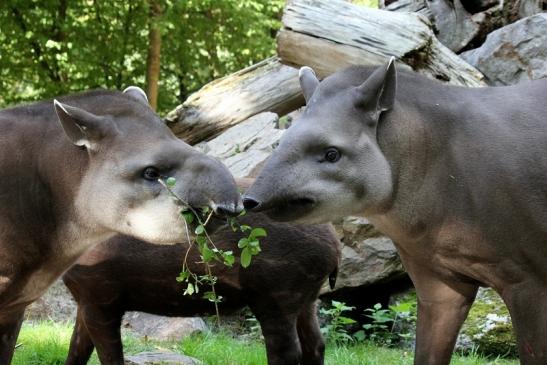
402;256;478;365
503;283;547;364
0;310;24;365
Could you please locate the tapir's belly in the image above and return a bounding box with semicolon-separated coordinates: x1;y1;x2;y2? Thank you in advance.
371;214;547;291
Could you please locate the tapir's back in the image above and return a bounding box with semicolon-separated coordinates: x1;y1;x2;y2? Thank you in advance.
63;212;341;315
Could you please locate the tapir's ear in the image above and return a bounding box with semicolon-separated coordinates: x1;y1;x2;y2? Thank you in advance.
53;100;112;150
123;86;149;106
355;57;397;113
299;66;319;104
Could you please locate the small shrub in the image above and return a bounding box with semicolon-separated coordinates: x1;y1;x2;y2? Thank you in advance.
320;300;357;345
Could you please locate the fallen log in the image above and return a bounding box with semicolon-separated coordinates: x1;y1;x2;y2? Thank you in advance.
277;0;486;86
164;57;303;145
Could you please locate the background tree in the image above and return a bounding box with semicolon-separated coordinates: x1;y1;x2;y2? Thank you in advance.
0;0;284;114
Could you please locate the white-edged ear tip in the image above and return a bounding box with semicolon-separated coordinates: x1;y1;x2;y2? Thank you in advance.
53;99;68;113
387;56;396;68
123;86;148;102
299;66;316;78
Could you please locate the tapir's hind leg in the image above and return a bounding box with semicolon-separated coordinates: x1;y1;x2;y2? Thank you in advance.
296;301;325;365
403;257;478;365
503;283;547;364
77;305;124;365
64;308;95;365
0;311;23;365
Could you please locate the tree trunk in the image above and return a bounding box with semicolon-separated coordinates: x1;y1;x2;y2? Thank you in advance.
164;57;303;145
146;0;161;111
277;0;485;86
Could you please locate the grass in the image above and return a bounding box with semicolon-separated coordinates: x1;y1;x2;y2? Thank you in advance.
13;321;519;365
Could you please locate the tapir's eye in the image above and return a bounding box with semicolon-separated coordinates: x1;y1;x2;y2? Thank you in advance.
324;147;341;163
142;166;161;181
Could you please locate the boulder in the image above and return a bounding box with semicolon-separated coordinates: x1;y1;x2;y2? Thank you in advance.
25;279;77;323
331;216;405;290
195;112;285;178
460;13;547;85
122;312;207;342
125;351;202;365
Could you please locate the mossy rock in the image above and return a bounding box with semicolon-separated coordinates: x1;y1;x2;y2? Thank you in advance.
389;287;518;358
458;288;517;357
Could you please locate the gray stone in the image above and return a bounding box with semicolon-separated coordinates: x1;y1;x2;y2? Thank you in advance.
123;312;207;342
328;216;405;291
25;279;77;322
460;13;547;85
195;112;285;178
125;351;202;365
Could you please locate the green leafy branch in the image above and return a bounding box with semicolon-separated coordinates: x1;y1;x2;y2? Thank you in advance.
159;176;266;325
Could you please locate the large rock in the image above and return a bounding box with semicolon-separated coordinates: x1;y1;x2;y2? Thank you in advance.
123;312;207;342
331;216;405;291
195;112;285;178
25;279;77;322
460;13;547;85
125;351;202;365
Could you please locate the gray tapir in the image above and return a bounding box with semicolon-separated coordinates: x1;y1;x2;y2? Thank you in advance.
62;209;340;365
0;87;241;364
244;59;547;364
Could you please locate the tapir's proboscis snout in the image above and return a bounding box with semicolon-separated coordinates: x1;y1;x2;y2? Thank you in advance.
181;152;243;218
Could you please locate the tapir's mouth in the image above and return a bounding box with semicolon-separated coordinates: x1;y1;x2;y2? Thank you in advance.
263;196;317;222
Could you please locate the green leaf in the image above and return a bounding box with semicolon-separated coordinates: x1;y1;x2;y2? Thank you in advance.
240;247;252;268
223;254;235;266
240;225;252;232
182;211;194;224
176;270;189;282
250;227;267;238
237;238;248;248
166;177;177;187
196;235;207;246
248;239;259;247
201;246;214;262
195;225;205;235
184;283;195;296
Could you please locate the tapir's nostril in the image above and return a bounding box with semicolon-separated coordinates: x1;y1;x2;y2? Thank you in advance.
242;197;261;211
213;203;243;217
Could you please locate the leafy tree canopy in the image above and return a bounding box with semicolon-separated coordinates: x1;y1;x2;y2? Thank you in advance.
0;0;284;114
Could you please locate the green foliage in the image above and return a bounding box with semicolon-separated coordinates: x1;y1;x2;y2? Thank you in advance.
354;302;415;347
0;0;283;114
13;321;519;365
160;177;265;324
320;300;357;345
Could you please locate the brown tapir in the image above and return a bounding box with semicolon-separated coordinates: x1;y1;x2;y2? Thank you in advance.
62;211;340;365
0;87;242;364
244;59;547;364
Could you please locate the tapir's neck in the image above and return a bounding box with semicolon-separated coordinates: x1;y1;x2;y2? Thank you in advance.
371;83;465;243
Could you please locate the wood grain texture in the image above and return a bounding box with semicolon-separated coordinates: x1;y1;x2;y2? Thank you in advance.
164;57;302;144
278;0;486;86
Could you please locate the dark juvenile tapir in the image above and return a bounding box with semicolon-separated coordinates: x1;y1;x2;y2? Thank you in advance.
0;87;242;364
62;208;340;365
244;59;547;364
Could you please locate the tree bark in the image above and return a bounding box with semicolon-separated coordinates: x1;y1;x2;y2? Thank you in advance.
146;0;162;111
277;0;485;86
164;57;303;145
